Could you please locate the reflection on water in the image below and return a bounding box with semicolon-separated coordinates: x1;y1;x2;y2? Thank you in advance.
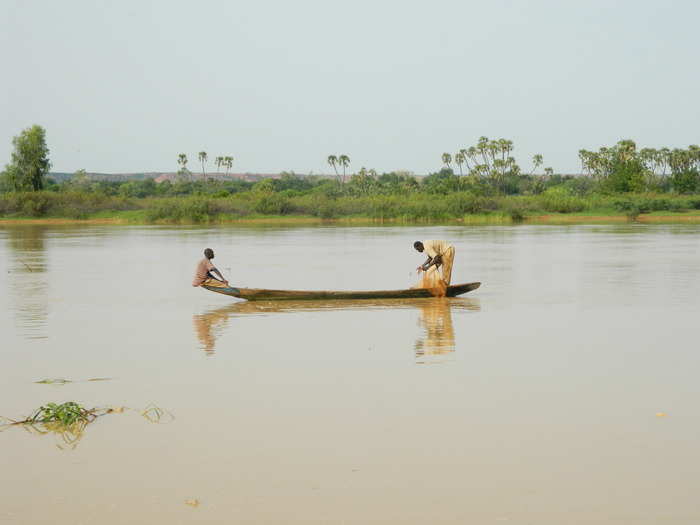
194;297;480;360
3;226;49;339
193;307;231;355
416;299;472;364
22;420;89;450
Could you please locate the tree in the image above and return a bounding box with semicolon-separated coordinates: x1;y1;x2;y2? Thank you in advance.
455;137;543;193
69;168;91;189
327;155;339;180
1;125;51;191
215;156;224;174
198;151;208;179
578;140;646;192
348;167;377;195
530;154;543;175
454;152;465;176
458;148;472;173
177;153;191;180
441;153;452;169
177;153;188;168
224;156;234;176
338;155;350;183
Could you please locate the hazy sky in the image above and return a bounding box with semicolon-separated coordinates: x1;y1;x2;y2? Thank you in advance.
2;0;699;175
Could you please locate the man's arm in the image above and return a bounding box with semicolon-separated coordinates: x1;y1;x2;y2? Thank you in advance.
417;255;443;272
209;266;229;285
417;256;433;272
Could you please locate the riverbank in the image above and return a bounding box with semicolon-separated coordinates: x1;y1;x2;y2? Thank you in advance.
3;190;700;225
3;210;700;225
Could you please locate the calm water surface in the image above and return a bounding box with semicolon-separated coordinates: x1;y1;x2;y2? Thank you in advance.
1;224;699;524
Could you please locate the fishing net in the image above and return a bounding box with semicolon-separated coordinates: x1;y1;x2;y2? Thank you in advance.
417;267;448;297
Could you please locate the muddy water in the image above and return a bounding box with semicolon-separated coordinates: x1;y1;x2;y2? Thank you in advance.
1;224;699;524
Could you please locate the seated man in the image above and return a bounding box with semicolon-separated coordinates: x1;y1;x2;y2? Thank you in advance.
192;248;229;288
413;240;455;296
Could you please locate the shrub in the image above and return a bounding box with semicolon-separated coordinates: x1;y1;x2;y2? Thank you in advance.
538;188;586;213
671;170;700;194
626;207;641;222
444;193;496;215
254;194;292;215
21;193;52;216
317;200;338;219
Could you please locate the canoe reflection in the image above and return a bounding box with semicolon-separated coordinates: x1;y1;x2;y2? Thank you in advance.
193;297;480;359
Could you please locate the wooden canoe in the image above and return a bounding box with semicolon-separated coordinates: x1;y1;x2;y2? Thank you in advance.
203;282;481;301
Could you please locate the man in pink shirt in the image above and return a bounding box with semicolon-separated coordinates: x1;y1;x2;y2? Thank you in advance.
192;248;229;287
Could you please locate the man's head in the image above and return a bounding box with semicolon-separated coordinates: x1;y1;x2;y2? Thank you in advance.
413;241;424;252
204;248;214;259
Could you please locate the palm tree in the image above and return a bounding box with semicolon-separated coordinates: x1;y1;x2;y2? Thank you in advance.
467;146;480;175
224;156;233;176
688;144;700;172
458;148;472;173
454;152;465;176
530;154;543;175
338;155;350;183
198;151;208;179
327;155;339;180
487;140;500;171
177;153;190;180
215;156;224;175
477;137;490;168
177;153;188;170
441;152;452;170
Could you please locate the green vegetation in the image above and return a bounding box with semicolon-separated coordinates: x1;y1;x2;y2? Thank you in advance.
35;377;112;385
0;401;103;449
579;140;700;194
2;129;700;223
1;401;172;449
3;187;699;224
1;125;51;191
28;401;95;425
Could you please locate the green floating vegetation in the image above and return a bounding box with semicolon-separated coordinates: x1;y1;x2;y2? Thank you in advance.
29;401;96;425
34;377;113;385
1;401;172;450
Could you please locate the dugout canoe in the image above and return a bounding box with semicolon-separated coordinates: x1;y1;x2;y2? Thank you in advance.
202;281;481;301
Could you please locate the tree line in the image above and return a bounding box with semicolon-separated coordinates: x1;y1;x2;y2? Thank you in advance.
2;126;700;197
177;152;234;179
578;140;700;193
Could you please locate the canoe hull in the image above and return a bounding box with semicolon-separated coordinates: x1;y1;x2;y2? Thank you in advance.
203;282;481;301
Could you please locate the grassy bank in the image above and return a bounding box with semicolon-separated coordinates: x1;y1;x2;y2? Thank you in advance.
2;190;700;225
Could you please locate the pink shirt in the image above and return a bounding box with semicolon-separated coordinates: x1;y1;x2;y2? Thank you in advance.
192;258;215;286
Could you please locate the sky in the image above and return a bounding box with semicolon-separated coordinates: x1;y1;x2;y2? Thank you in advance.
2;0;699;175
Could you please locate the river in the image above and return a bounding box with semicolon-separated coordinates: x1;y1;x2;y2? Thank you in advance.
1;224;699;524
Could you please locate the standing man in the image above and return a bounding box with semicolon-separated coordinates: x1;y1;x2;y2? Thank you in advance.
413;240;455;295
192;248;229;287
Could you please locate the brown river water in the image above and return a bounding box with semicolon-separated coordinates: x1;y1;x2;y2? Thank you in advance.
1;224;699;524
